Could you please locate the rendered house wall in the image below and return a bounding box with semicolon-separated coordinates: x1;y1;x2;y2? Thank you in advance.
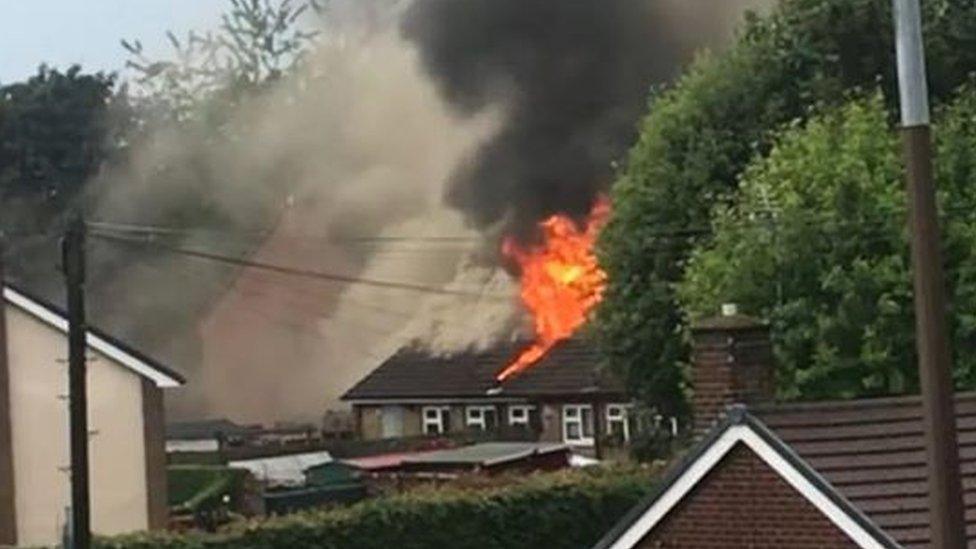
5;304;150;546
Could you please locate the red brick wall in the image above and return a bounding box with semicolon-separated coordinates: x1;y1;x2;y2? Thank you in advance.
639;443;858;548
691;324;775;434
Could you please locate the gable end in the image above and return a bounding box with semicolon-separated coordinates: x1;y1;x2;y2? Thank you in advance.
596;411;897;549
3;285;183;388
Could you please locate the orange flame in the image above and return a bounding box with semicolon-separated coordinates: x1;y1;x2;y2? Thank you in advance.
497;196;611;381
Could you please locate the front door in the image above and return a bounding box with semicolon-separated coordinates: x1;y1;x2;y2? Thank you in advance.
381;406;404;438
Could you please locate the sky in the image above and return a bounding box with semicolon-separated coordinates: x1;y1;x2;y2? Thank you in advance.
0;0;227;84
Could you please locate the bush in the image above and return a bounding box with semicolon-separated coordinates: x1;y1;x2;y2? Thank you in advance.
98;467;655;549
168;466;248;513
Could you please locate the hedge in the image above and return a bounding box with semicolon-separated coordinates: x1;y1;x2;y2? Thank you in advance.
97;466;656;549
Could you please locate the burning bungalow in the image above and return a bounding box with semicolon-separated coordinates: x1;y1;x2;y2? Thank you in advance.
340;337;633;448
341;196;631;450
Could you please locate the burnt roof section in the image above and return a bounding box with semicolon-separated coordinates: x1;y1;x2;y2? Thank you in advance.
752;392;976;548
499;338;624;397
341;337;624;401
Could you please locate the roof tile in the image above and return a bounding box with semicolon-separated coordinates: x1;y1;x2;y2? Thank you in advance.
341;337;624;400
754;391;976;548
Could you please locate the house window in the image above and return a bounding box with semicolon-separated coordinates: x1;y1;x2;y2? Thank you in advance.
606;404;632;442
562;405;594;446
422;406;451;435
508;405;535;427
465;406;498;431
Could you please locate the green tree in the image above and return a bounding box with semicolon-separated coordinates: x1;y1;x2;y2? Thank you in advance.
0;66;125;231
678;90;976;401
679;95;910;400
100;0;327;232
597;0;976;417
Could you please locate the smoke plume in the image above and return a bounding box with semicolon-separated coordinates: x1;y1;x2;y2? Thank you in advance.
72;0;770;423
85;17;499;422
403;0;770;238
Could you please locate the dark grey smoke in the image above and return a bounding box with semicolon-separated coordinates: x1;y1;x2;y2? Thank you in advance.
402;0;765;239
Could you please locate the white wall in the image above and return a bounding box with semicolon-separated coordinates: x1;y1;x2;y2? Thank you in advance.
5;304;149;547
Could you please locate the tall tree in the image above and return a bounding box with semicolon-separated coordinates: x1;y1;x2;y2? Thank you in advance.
679;90;976;400
597;0;976;417
0;66;124;231
122;0;323;125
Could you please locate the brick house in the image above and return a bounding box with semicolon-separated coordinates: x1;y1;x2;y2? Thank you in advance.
596;311;972;548
340;338;635;448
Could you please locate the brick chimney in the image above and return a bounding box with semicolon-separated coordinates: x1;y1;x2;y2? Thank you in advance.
691;304;775;434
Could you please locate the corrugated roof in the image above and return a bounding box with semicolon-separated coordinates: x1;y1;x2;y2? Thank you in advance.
753;392;976;548
229;450;333;487
400;442;568;466
341;337;624;401
342;451;419;471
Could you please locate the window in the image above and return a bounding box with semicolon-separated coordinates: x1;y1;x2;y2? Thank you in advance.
606;404;632;442
562;405;594;446
465;406;498;431
508;405;535;427
422;406;451;435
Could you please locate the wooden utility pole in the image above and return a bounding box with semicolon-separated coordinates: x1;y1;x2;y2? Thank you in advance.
63;215;90;549
893;1;966;546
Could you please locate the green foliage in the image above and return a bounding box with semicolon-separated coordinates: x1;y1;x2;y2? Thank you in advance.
679;95;910;399
0;66;123;229
97;467;655;549
169;466;247;512
678;89;976;400
597;0;976;416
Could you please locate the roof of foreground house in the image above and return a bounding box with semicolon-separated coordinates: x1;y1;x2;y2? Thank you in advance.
753;393;976;547
3;283;185;388
340;337;624;402
596;392;976;549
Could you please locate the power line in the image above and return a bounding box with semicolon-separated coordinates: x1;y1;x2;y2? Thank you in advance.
85;220;482;245
133;259;403;362
86;202;976;251
89;230;509;300
228;280;420;321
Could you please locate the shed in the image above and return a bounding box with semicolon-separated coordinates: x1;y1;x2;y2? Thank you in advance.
229;450;333;487
304;461;360;487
